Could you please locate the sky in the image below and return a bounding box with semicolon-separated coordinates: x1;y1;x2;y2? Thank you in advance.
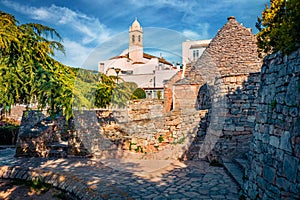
1;0;269;70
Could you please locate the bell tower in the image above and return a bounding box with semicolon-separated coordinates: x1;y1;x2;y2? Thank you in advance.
129;18;143;62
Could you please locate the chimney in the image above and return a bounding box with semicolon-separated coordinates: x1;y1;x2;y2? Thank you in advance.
227;16;235;21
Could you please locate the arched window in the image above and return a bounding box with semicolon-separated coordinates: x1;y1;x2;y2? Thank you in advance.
138;35;141;42
132;35;135;43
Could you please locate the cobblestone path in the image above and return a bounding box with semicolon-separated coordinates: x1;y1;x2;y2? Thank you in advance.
0;148;239;199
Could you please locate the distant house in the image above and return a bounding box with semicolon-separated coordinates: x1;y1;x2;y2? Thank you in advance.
98;19;180;99
181;39;211;76
182;39;211;65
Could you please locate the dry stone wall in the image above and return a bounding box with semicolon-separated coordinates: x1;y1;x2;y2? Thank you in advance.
206;73;260;160
244;49;300;199
15;111;88;158
99;100;205;159
16;99;205;160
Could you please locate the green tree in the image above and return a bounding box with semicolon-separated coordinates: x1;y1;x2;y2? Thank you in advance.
256;0;300;56
0;11;74;119
94;74;117;108
72;69;100;109
95;74;136;108
132;88;146;99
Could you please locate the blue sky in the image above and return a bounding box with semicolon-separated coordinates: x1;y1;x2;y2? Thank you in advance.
1;0;269;70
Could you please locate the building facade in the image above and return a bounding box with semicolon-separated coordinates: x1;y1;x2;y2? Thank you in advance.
98;19;180;98
182;39;211;76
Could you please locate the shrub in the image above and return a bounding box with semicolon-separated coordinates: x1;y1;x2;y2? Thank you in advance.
132;88;146;99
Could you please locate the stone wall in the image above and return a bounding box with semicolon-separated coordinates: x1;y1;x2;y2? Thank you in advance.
207;73;260;160
173;84;201;110
98;99;205;159
16;111;77;157
16;99;205;160
164;70;182;112
244;49;300;199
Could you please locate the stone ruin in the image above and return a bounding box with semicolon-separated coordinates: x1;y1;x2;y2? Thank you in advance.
15;99;206;159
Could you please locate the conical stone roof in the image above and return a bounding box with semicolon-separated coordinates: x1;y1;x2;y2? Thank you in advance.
177;16;262;85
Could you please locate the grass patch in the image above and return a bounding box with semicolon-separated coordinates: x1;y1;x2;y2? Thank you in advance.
172;136;186;145
270;99;277;110
27;177;52;193
158;135;164;143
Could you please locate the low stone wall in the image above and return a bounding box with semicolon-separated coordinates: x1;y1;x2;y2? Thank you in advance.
16;99;205;160
0;165;126;199
16;111;90;157
244;49;300;199
98;99;205;159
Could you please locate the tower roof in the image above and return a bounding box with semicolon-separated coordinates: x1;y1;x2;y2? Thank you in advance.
130;18;142;32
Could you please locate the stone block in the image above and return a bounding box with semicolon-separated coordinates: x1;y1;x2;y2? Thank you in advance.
280;131;292;153
235;126;245;132
269;136;279;148
289;107;298;117
263;165;276;184
276;176;290;191
275;149;284;161
283;155;298;182
247;115;256;123
262;133;270;144
257;176;266;188
223;125;235;131
255;165;263;176
286;78;299;106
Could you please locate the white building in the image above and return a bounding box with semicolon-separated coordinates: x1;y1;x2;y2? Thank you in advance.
98;19;180;98
182;39;211;75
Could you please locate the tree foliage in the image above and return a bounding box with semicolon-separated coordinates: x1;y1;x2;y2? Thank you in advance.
95;75;136;108
256;0;300;56
0;11;74;119
72;69;100;109
0;10;140;119
132;88;146;99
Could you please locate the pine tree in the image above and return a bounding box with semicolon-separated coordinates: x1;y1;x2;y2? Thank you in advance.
256;0;300;56
0;11;74;119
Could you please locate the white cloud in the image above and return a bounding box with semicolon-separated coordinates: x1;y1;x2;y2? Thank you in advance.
182;30;200;40
2;0;110;44
182;21;210;40
54;39;93;69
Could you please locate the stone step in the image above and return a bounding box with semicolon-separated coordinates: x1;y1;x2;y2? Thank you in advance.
223;159;244;188
233;158;247;171
0;145;15;149
48;149;67;158
46;142;68;150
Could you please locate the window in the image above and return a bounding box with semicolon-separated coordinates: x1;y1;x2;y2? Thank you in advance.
193;49;199;61
121;70;133;75
132;35;135;43
138;35;141;42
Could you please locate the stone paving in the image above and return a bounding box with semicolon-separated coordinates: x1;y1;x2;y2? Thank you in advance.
0;148;239;199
